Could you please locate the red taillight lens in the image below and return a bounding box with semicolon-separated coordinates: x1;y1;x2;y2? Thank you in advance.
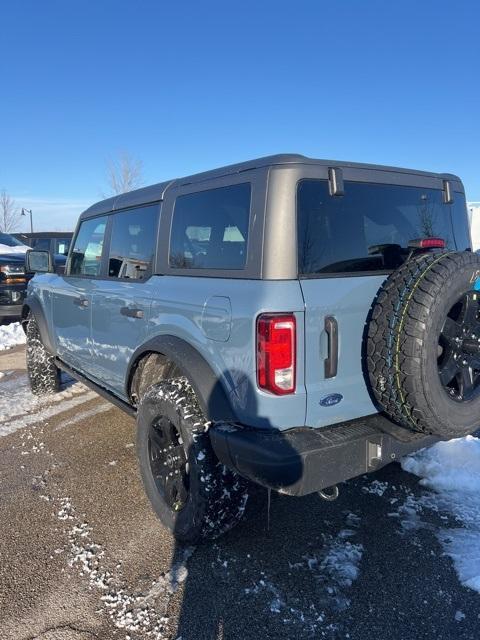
408;237;446;249
257;313;296;395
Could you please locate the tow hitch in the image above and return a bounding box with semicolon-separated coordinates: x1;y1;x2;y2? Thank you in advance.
318;485;339;501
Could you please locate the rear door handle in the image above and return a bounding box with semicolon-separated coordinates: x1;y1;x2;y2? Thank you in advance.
120;306;144;319
74;297;89;308
324;316;338;379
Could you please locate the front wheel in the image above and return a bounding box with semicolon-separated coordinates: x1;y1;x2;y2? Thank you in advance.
136;377;249;544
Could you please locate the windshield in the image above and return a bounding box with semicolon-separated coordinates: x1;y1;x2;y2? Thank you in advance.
0;232;26;247
297;180;471;275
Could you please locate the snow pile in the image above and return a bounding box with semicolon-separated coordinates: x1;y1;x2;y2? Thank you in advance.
402;436;480;592
402;436;480;495
0;322;26;351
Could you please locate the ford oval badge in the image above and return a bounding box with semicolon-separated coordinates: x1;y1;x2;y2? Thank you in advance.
320;393;343;407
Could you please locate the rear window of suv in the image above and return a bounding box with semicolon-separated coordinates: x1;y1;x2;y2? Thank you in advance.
297;180;470;276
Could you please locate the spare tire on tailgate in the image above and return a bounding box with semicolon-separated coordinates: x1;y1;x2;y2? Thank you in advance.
367;251;480;439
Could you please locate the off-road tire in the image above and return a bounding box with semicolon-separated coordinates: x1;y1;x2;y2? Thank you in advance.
367;251;480;439
26;312;60;395
136;377;249;544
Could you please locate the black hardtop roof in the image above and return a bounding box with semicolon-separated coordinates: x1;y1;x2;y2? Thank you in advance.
80;153;462;220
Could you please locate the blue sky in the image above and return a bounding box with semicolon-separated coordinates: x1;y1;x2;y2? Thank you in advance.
1;0;479;231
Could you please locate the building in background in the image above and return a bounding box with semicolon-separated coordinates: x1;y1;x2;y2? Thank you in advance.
468;202;480;251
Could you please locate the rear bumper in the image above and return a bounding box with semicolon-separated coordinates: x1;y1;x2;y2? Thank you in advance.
209;414;439;496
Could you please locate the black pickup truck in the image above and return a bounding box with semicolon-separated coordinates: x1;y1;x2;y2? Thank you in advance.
0;232;66;323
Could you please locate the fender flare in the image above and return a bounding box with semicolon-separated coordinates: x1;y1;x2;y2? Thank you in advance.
126;335;237;422
21;296;56;355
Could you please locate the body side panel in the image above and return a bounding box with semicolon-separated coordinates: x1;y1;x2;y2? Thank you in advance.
142;276;306;430
50;276;96;369
89;278;155;392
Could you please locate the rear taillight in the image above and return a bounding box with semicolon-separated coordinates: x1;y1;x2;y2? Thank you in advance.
257;313;296;395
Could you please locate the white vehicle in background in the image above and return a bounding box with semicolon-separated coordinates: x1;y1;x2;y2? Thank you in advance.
468;202;480;251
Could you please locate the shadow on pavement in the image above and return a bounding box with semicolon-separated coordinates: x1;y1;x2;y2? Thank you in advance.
171;462;480;640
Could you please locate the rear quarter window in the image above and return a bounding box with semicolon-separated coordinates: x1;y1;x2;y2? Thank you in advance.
169;183;251;270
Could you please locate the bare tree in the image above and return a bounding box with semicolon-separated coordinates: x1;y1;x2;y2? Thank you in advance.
0;190;21;233
105;151;144;196
418;194;437;238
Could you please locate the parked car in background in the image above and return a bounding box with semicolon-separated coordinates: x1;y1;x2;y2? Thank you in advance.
14;232;73;256
0;232;67;323
0;233;30;322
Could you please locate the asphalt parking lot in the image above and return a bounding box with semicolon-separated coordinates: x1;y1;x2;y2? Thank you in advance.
1;346;479;640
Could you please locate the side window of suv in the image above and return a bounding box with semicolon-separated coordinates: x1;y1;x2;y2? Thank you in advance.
169;183;251;270
69;217;107;276
108;205;159;280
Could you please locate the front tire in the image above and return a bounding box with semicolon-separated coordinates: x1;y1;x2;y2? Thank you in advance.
136;377;249;544
25;312;60;395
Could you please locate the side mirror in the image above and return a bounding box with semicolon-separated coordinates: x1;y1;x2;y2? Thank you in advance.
25;250;53;273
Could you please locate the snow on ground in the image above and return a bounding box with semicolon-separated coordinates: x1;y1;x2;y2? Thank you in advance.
0;370;106;437
57;495;183;639
242;511;363;634
0;322;26;351
402;436;480;592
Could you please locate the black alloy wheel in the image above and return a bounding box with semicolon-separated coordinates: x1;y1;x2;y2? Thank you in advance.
137;378;249;542
438;290;480;402
148;416;189;513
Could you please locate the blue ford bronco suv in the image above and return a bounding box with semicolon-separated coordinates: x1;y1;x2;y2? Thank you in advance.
22;154;480;543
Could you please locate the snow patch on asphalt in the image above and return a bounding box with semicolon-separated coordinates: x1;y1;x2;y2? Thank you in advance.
0;322;26;351
53;402;112;430
55;496;190;639
0;372;94;436
245;574;324;631
244;511;363;634
362;479;389;496
302;527;363;613
319;535;363;602
136;546;195;605
402;436;480;593
0;387;97;436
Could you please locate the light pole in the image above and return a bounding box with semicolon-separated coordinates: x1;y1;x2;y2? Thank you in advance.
21;208;33;234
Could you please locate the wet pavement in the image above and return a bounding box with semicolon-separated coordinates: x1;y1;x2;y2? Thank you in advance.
1;346;479;640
